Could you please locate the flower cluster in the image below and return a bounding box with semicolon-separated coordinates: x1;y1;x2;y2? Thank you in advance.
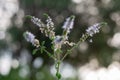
31;16;44;28
30;15;55;39
62;15;75;34
44;14;55;39
62;16;75;30
79;22;107;43
86;23;101;37
46;15;54;28
53;35;63;51
53;16;75;52
24;14;107;80
24;31;40;47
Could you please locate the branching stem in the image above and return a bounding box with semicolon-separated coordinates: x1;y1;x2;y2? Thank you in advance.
61;33;89;61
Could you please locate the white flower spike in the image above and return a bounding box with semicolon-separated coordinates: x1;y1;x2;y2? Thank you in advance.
86;23;102;37
24;31;35;43
62;15;75;33
31;16;44;28
24;31;40;47
46;15;54;28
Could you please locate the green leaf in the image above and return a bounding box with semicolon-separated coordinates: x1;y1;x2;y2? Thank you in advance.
32;49;38;55
41;41;45;46
40;47;43;53
51;45;54;50
39;41;46;54
40;46;46;53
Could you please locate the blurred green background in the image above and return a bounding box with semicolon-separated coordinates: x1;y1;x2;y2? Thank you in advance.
0;0;120;80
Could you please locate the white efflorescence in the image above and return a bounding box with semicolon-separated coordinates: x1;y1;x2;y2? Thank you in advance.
24;31;40;47
86;23;101;37
31;16;43;28
62;16;75;33
62;18;71;29
53;35;63;51
53;35;62;44
30;15;55;39
46;16;54;28
24;31;35;43
69;18;75;29
61;16;75;44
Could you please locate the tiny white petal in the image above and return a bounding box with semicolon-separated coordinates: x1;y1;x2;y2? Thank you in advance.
53;35;62;44
86;23;101;37
46;16;54;28
24;31;35;44
31;16;42;27
62;18;71;29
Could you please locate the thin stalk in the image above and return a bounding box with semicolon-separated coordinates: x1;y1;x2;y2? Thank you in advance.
43;49;56;60
39;45;56;60
61;33;89;61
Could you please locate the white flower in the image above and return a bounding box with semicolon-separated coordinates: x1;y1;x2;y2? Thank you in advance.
46;16;54;28
62;17;70;29
53;35;63;51
24;31;35;44
62;16;75;31
24;31;40;47
69;18;74;29
53;35;62;44
31;16;43;27
86;23;101;37
61;16;75;43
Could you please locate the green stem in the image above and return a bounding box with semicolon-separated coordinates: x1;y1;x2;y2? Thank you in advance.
55;61;61;80
61;33;89;61
61;22;107;61
43;49;56;60
39;45;56;60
